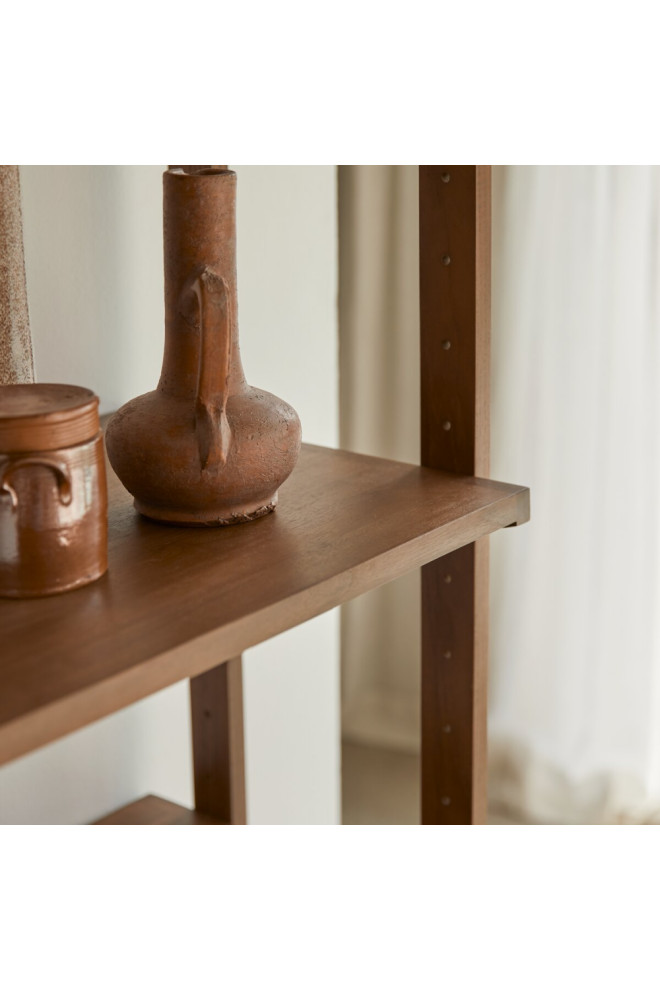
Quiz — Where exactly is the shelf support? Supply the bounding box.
[419,165,491,824]
[190,657,247,824]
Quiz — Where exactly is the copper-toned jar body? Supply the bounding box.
[104,168,302,526]
[0,384,108,597]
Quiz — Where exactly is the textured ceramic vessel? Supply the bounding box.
[0,384,107,597]
[105,168,302,525]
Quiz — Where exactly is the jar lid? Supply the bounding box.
[0,384,100,453]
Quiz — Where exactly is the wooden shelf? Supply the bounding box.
[93,795,224,825]
[0,442,529,768]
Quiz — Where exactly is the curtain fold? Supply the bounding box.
[489,166,660,823]
[339,166,421,751]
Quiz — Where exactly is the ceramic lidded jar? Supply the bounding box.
[0,384,108,597]
[105,168,302,526]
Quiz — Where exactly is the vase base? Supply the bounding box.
[134,496,278,527]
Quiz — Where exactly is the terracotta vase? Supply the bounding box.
[105,168,302,526]
[0,383,107,597]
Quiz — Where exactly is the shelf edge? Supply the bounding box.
[0,484,529,769]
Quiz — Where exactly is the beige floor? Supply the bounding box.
[342,741,518,824]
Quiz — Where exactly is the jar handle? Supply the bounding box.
[0,456,72,510]
[189,266,232,471]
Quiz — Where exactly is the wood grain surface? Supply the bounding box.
[420,165,491,476]
[420,165,494,824]
[0,440,527,768]
[190,657,246,824]
[421,542,489,823]
[93,794,224,825]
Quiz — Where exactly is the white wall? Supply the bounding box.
[0,165,339,825]
[236,167,340,824]
[339,166,421,752]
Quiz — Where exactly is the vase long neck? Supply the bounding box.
[159,169,245,398]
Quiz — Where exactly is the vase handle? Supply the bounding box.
[0,456,72,510]
[191,267,232,470]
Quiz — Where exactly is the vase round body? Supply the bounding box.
[105,169,302,526]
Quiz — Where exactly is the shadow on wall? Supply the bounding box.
[338,165,421,752]
[20,165,165,413]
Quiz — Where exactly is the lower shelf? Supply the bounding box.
[93,795,226,825]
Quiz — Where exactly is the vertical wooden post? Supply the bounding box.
[419,165,491,824]
[190,657,247,824]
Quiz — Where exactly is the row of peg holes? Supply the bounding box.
[440,169,456,809]
[442,173,453,434]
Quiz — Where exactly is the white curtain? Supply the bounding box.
[489,166,660,823]
[339,165,660,824]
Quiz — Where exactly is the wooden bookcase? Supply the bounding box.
[0,166,529,825]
